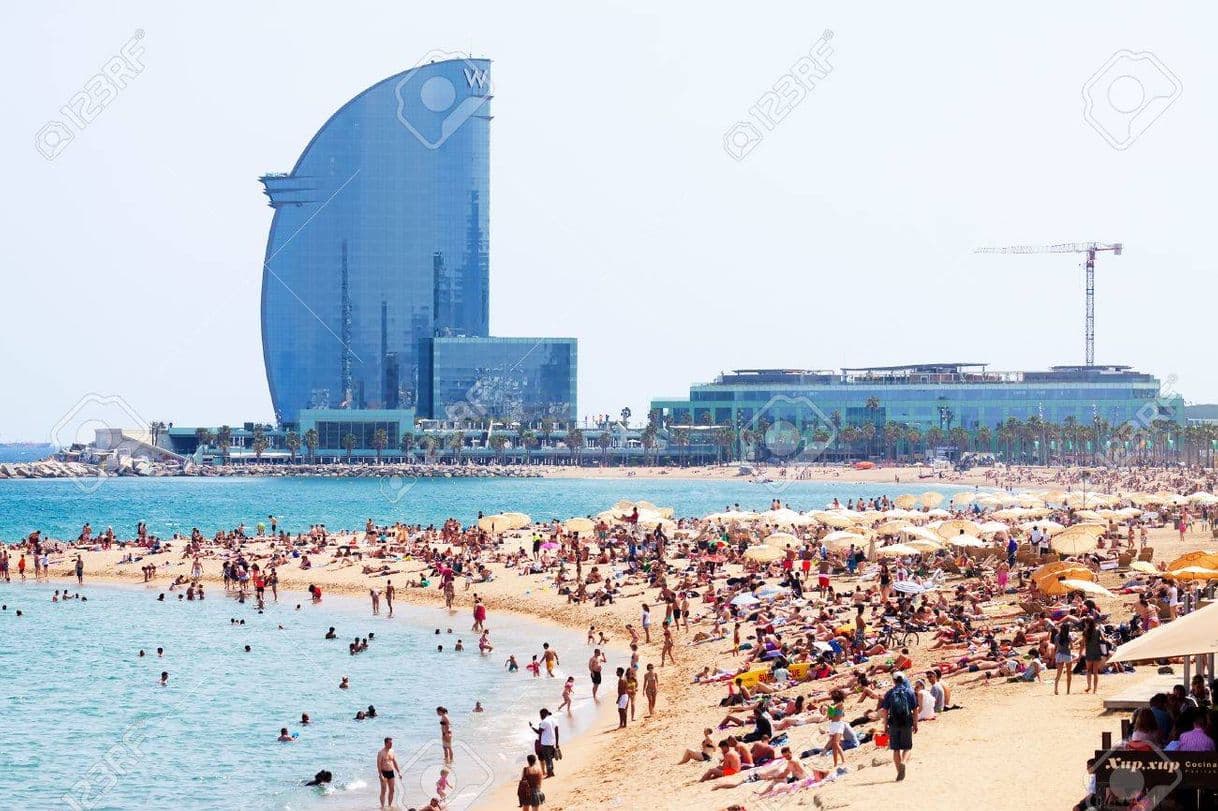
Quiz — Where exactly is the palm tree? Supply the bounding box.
[948,426,969,454]
[641,427,657,465]
[597,431,612,466]
[883,422,903,461]
[620,407,632,428]
[149,420,167,448]
[303,428,319,462]
[372,428,388,463]
[284,430,301,463]
[215,425,233,464]
[566,428,584,466]
[341,432,357,462]
[974,425,993,455]
[860,423,877,459]
[714,424,736,464]
[519,430,538,465]
[420,433,439,463]
[446,431,465,463]
[251,425,268,462]
[489,432,509,463]
[399,431,415,461]
[839,425,859,460]
[864,396,881,454]
[194,427,212,454]
[671,428,690,466]
[904,426,922,460]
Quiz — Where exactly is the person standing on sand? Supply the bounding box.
[1053,621,1074,695]
[661,626,676,666]
[641,603,652,643]
[880,672,918,781]
[644,663,659,715]
[377,736,402,808]
[385,580,394,618]
[74,554,84,585]
[529,708,560,778]
[588,648,606,699]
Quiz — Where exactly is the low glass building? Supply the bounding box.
[430,337,576,423]
[651,363,1183,436]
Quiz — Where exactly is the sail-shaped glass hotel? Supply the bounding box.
[260,58,574,426]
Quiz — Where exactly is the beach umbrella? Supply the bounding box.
[821,530,866,550]
[894,494,917,509]
[875,520,912,537]
[1167,551,1218,571]
[950,534,988,548]
[705,510,758,524]
[815,512,860,529]
[756,584,789,598]
[875,543,920,558]
[1050,531,1099,556]
[478,514,509,533]
[934,519,982,541]
[950,492,975,506]
[1033,563,1095,590]
[977,521,1011,536]
[763,532,800,547]
[563,517,595,534]
[1164,566,1218,582]
[743,545,783,563]
[906,538,945,552]
[920,492,945,508]
[925,508,952,519]
[1130,560,1161,576]
[1019,519,1065,536]
[1058,579,1116,598]
[501,512,532,530]
[763,508,814,526]
[1186,492,1218,505]
[893,580,934,595]
[901,526,943,544]
[730,593,761,607]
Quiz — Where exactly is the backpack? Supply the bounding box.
[887,686,913,726]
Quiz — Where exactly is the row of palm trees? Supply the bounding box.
[186,408,1217,468]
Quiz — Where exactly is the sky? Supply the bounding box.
[3,2,1217,442]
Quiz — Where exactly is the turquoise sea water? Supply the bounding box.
[0,581,595,811]
[0,476,974,540]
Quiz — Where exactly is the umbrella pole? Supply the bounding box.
[1183,657,1190,691]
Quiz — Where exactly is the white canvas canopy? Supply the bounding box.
[1106,601,1218,663]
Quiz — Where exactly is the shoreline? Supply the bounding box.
[34,566,631,810]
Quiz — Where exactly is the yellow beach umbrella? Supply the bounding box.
[1167,551,1218,571]
[763,532,800,547]
[501,512,532,530]
[920,492,945,508]
[1129,560,1160,576]
[875,520,912,537]
[1051,531,1099,556]
[894,494,917,509]
[907,538,945,552]
[478,514,508,533]
[950,534,988,548]
[1164,566,1218,581]
[821,530,866,550]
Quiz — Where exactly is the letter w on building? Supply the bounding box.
[464,68,489,88]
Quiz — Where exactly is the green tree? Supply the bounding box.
[566,428,584,465]
[372,428,388,463]
[883,422,903,461]
[446,431,465,463]
[399,431,415,460]
[304,428,319,461]
[597,431,612,466]
[341,432,357,462]
[251,425,269,462]
[284,430,301,463]
[194,427,213,453]
[620,406,632,428]
[215,425,233,464]
[489,432,509,463]
[420,433,440,462]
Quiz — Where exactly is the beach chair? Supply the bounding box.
[1138,547,1154,563]
[1116,553,1133,568]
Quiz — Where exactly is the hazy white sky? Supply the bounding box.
[3,2,1216,441]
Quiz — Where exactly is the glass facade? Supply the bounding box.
[260,59,492,422]
[431,337,576,423]
[652,364,1183,433]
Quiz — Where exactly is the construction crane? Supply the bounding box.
[974,242,1123,366]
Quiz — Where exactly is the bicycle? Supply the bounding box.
[877,623,920,649]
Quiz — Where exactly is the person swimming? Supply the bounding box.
[304,770,332,787]
[278,728,295,742]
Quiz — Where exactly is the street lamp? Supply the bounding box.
[1080,470,1091,509]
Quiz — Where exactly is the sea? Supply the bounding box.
[0,475,976,810]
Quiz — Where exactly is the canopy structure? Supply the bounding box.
[1107,601,1218,663]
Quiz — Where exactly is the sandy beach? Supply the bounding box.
[19,472,1216,811]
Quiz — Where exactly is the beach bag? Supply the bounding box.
[887,688,913,726]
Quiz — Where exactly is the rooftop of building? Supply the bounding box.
[699,363,1158,388]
